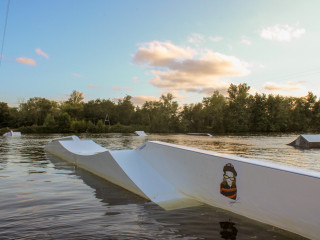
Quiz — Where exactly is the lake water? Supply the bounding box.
[1,133,318,240]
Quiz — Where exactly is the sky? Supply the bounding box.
[1,0,320,106]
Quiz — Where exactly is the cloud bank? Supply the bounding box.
[133,41,250,95]
[260,24,306,42]
[263,81,302,92]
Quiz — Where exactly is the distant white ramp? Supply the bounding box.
[45,136,320,240]
[289,134,320,148]
[2,131,21,137]
[187,133,212,136]
[134,131,147,136]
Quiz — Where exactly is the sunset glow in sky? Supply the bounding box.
[1,0,320,106]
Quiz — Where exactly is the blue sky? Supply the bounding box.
[1,0,320,106]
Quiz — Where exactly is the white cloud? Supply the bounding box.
[113,86,121,91]
[72,73,83,78]
[35,48,49,59]
[241,37,252,45]
[88,84,101,88]
[16,57,36,66]
[133,41,250,95]
[263,81,302,92]
[209,36,223,42]
[132,76,140,83]
[260,24,306,42]
[188,33,205,46]
[134,41,195,67]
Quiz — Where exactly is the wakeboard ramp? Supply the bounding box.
[45,136,320,240]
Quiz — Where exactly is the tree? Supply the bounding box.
[116,95,135,125]
[140,93,180,133]
[181,103,204,132]
[249,93,268,132]
[19,97,56,126]
[57,112,71,132]
[225,83,251,132]
[266,95,292,132]
[67,90,84,104]
[84,99,116,124]
[62,90,85,120]
[0,102,10,128]
[202,91,226,133]
[43,113,56,128]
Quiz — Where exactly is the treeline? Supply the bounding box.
[1,83,320,134]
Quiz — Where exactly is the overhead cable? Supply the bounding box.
[0,0,11,68]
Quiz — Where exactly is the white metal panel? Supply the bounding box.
[301,134,320,142]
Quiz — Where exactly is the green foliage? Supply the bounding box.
[117,95,135,125]
[225,83,251,132]
[67,90,84,104]
[109,123,134,133]
[3,86,320,134]
[19,97,56,126]
[84,99,116,124]
[57,112,71,132]
[181,103,204,132]
[43,113,56,128]
[202,91,227,133]
[70,120,87,133]
[141,93,181,133]
[0,102,10,128]
[249,93,268,132]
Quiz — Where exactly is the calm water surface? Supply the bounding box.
[1,133,318,240]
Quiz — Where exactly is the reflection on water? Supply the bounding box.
[220,222,237,240]
[0,133,313,239]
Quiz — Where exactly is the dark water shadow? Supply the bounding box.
[220,221,238,240]
[46,153,147,207]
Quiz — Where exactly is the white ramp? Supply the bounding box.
[3,131,21,137]
[45,136,320,240]
[134,131,147,136]
[45,136,200,210]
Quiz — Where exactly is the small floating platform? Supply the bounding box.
[187,133,212,136]
[2,130,21,137]
[134,131,147,136]
[288,134,320,148]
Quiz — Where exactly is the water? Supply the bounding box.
[1,133,318,240]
